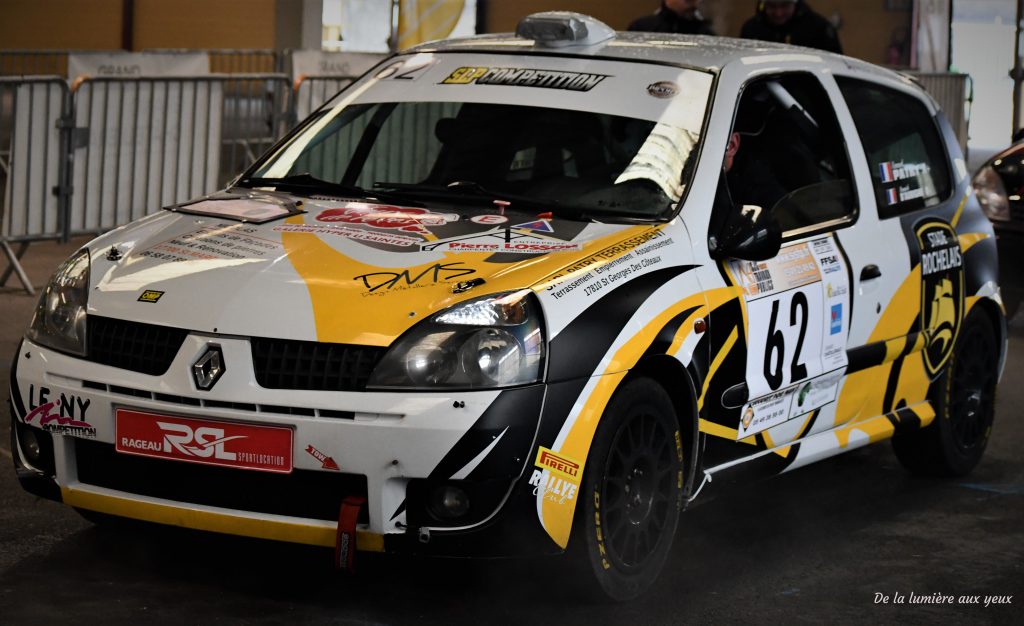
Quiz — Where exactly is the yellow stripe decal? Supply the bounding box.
[281,214,659,345]
[62,487,385,552]
[958,231,989,252]
[540,291,709,547]
[699,418,739,440]
[698,326,738,411]
[950,192,968,228]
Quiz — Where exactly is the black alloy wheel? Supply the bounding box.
[600,411,676,571]
[569,377,685,601]
[893,310,999,476]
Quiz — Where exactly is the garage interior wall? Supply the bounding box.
[0,0,281,51]
[484,0,913,66]
[0,0,124,49]
[0,0,914,65]
[133,0,277,50]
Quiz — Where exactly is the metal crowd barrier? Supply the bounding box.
[906,71,973,152]
[0,76,71,295]
[0,49,284,78]
[293,75,358,120]
[0,63,391,294]
[220,74,293,186]
[68,74,292,237]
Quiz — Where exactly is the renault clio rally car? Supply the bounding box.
[9,13,1006,600]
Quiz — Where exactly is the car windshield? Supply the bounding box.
[247,54,713,222]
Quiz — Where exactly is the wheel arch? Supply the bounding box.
[624,354,702,502]
[968,295,1008,382]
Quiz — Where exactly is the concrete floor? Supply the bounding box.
[0,237,1021,625]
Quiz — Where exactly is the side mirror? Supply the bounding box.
[710,204,782,261]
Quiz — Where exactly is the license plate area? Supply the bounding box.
[115,408,293,474]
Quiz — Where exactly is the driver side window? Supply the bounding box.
[725,73,856,235]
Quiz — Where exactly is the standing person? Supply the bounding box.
[740,0,842,54]
[628,0,715,35]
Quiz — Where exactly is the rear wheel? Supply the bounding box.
[893,311,999,476]
[569,378,684,601]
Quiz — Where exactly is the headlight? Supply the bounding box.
[27,248,91,356]
[973,165,1010,221]
[368,290,545,390]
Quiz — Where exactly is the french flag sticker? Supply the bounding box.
[879,161,896,183]
[886,188,900,205]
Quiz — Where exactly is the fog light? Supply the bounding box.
[428,484,471,521]
[20,426,42,463]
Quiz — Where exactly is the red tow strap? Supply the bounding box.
[334,496,366,573]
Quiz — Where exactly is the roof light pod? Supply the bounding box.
[515,12,616,48]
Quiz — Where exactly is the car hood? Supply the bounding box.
[86,194,672,345]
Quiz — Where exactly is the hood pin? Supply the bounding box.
[452,278,486,294]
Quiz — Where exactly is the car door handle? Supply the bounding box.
[860,264,882,281]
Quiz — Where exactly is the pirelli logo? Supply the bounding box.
[441,67,609,92]
[535,446,581,479]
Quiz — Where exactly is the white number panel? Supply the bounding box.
[729,236,850,439]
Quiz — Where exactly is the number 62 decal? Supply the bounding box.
[749,285,823,397]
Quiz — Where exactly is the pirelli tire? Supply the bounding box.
[892,310,999,477]
[568,377,685,601]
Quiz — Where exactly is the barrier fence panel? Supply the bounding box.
[294,75,358,121]
[907,72,973,152]
[68,74,292,237]
[0,76,70,294]
[69,76,225,235]
[220,74,292,185]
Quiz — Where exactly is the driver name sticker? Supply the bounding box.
[730,236,850,425]
[273,223,422,247]
[422,230,583,254]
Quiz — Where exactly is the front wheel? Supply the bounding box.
[892,310,1000,476]
[568,378,685,601]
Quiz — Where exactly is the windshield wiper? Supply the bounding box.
[374,181,664,224]
[374,180,559,211]
[237,173,422,206]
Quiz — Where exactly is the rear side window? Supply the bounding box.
[836,77,952,218]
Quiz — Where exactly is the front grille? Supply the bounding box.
[86,316,188,376]
[75,439,369,523]
[251,337,386,392]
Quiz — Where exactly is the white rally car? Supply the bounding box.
[9,13,1005,600]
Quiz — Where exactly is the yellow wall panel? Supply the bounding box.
[134,0,276,50]
[0,0,123,49]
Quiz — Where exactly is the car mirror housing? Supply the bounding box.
[709,203,782,261]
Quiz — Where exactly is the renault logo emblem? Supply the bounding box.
[192,345,225,391]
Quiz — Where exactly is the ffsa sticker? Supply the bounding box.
[729,236,850,437]
[916,219,963,377]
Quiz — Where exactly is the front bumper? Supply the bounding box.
[9,334,560,557]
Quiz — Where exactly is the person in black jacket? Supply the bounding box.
[740,0,842,54]
[628,0,715,35]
